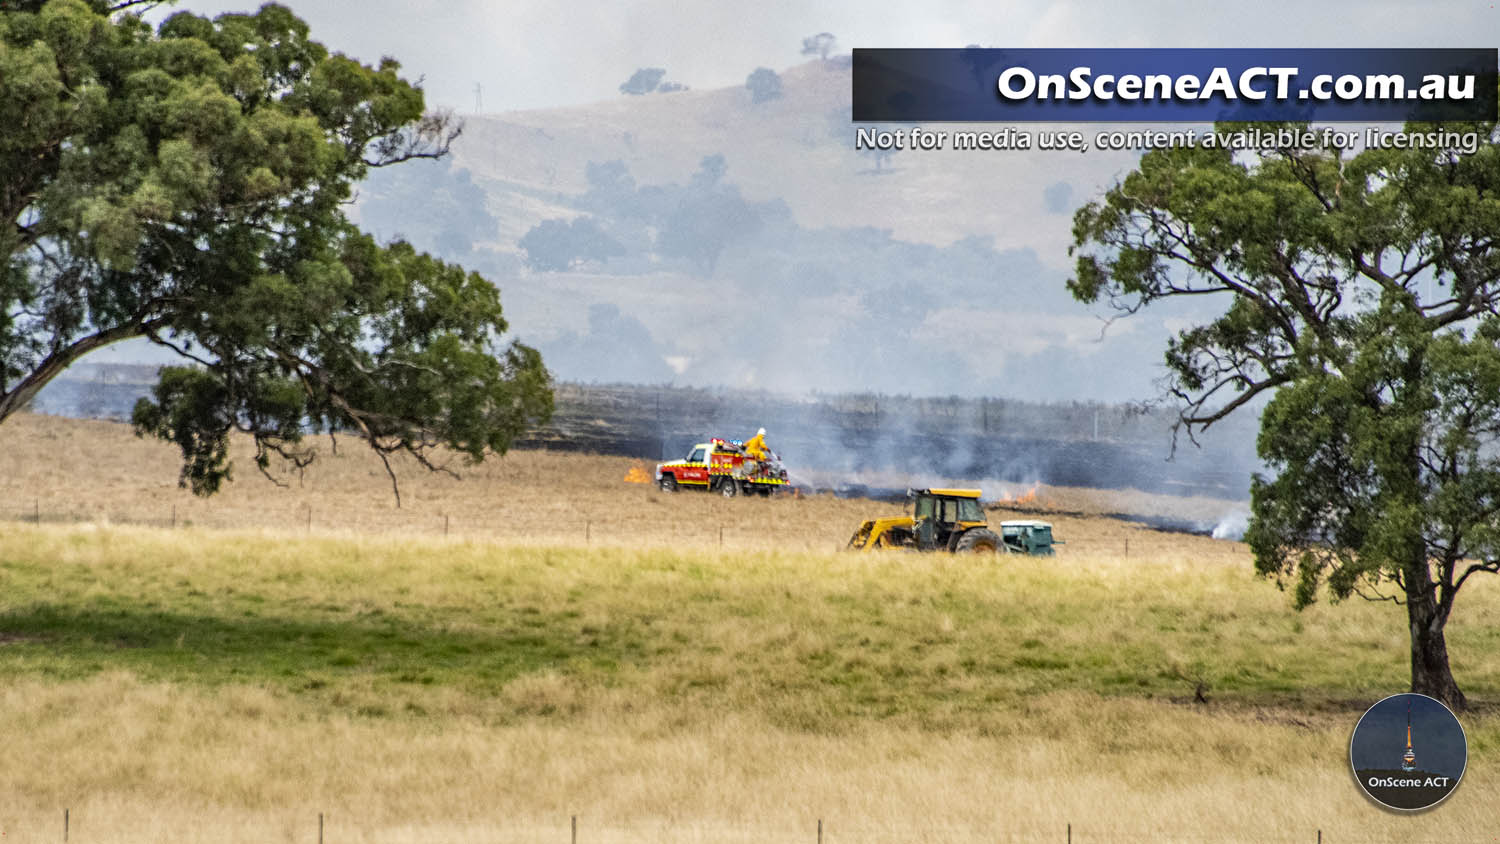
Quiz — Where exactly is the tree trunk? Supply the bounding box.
[1407,588,1466,711]
[0,319,159,424]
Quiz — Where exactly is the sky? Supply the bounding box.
[154,1,1498,114]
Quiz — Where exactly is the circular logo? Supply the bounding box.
[1350,693,1466,811]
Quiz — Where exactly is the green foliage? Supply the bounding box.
[1070,120,1500,706]
[0,1,552,499]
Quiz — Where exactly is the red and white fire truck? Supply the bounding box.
[655,437,789,498]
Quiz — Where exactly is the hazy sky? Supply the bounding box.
[158,1,1496,113]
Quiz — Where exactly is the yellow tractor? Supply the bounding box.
[847,488,1005,553]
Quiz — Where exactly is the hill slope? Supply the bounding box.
[349,60,1204,403]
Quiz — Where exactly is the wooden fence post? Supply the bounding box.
[571,814,577,844]
[319,811,324,844]
[64,808,68,841]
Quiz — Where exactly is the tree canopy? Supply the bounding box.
[745,67,781,104]
[800,32,835,62]
[619,67,665,96]
[1,1,552,502]
[1069,120,1500,709]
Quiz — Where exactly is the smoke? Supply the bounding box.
[1211,511,1250,541]
[623,384,1259,503]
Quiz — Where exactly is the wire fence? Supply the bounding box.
[30,809,1341,843]
[1,504,1248,564]
[1,496,1250,563]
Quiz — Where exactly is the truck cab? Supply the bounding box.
[655,438,788,497]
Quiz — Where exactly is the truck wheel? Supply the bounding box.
[955,529,1001,554]
[658,475,678,493]
[719,478,739,498]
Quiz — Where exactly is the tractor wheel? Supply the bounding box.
[955,529,1001,554]
[658,475,678,493]
[719,478,740,498]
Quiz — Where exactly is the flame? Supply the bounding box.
[623,464,652,484]
[995,482,1043,508]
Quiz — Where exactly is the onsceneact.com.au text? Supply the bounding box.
[996,66,1479,104]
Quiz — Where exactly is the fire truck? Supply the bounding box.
[655,437,789,497]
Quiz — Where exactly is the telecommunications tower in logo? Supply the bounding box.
[1350,693,1466,811]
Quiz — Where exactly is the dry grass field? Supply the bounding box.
[1,413,1498,842]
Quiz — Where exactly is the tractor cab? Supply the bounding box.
[847,488,1058,555]
[910,488,988,551]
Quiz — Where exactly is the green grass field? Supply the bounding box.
[2,522,1499,841]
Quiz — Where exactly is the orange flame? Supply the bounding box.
[623,465,652,484]
[995,482,1043,508]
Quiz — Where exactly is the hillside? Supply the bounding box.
[450,60,1137,257]
[346,60,1203,403]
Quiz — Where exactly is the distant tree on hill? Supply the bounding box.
[801,32,837,61]
[657,81,688,93]
[0,1,552,504]
[582,160,642,218]
[656,156,761,276]
[619,67,666,95]
[745,67,782,104]
[519,218,625,271]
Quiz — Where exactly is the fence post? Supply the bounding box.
[319,811,324,844]
[818,818,823,843]
[171,504,177,529]
[444,514,450,536]
[719,525,724,547]
[1317,831,1321,844]
[64,808,68,841]
[306,506,312,532]
[1067,822,1071,843]
[1124,538,1129,558]
[571,814,577,844]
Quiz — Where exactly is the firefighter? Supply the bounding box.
[744,427,769,460]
